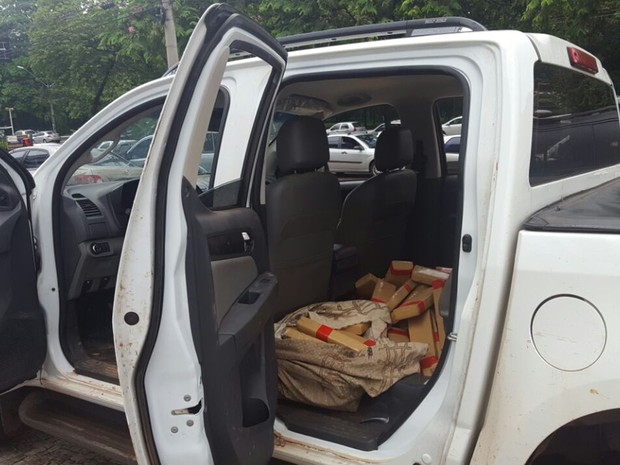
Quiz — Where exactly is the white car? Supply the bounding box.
[443,134,461,162]
[327,133,377,174]
[32,130,61,144]
[325,121,366,134]
[441,115,462,135]
[9,143,61,172]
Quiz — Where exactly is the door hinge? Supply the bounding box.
[447,332,458,342]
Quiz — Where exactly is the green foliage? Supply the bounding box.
[1,0,620,135]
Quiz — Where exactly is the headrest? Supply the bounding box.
[375,127,414,172]
[276,116,329,175]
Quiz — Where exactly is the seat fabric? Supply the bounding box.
[266,116,341,318]
[336,127,417,277]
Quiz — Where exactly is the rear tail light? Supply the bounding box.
[73,174,103,184]
[568,47,598,74]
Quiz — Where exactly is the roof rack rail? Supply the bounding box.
[161,17,487,76]
[278,17,487,50]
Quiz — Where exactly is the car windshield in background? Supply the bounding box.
[357,134,377,148]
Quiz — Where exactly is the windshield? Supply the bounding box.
[357,134,377,148]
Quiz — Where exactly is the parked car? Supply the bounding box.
[9,143,61,171]
[326,121,366,134]
[91,139,136,157]
[33,130,61,144]
[327,133,378,174]
[444,134,460,173]
[444,134,460,161]
[441,115,462,135]
[14,129,35,139]
[68,152,143,184]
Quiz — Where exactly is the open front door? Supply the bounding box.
[0,150,46,394]
[114,4,286,465]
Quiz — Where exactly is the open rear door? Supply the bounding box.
[0,150,46,394]
[114,4,286,465]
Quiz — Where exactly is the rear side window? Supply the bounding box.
[530,62,620,186]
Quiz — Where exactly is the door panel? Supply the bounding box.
[0,151,46,393]
[113,4,287,465]
[183,190,277,465]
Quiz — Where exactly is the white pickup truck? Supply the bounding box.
[1,5,619,465]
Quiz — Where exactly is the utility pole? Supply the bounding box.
[161,0,179,68]
[5,107,14,135]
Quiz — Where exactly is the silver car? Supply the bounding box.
[326,121,367,135]
[327,133,378,175]
[32,130,61,144]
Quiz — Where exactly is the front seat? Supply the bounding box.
[266,116,342,319]
[336,127,417,277]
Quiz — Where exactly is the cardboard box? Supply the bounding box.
[355,273,380,299]
[371,280,397,305]
[411,265,450,286]
[385,260,414,287]
[386,279,417,311]
[283,327,326,343]
[391,285,434,323]
[296,317,375,352]
[387,327,410,343]
[407,311,438,376]
[342,322,370,336]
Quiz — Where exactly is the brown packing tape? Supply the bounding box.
[411,265,450,286]
[386,279,416,311]
[282,327,326,343]
[342,322,371,336]
[355,273,380,300]
[391,285,434,323]
[384,260,414,287]
[371,280,396,305]
[296,317,374,352]
[407,311,438,377]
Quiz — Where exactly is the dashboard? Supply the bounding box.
[60,179,140,300]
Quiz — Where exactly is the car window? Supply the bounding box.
[529,62,620,185]
[352,122,362,128]
[10,149,27,163]
[328,137,340,148]
[22,149,49,169]
[69,93,226,187]
[445,136,461,153]
[124,136,153,163]
[341,137,358,149]
[357,134,377,148]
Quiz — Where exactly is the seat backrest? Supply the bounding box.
[266,116,342,319]
[336,127,417,277]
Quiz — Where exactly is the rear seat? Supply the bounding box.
[336,127,417,277]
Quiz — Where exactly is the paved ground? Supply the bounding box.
[0,428,124,465]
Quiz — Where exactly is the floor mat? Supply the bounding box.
[277,373,427,451]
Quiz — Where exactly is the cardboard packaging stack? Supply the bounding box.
[356,261,451,376]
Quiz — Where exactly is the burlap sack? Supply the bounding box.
[275,300,428,411]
